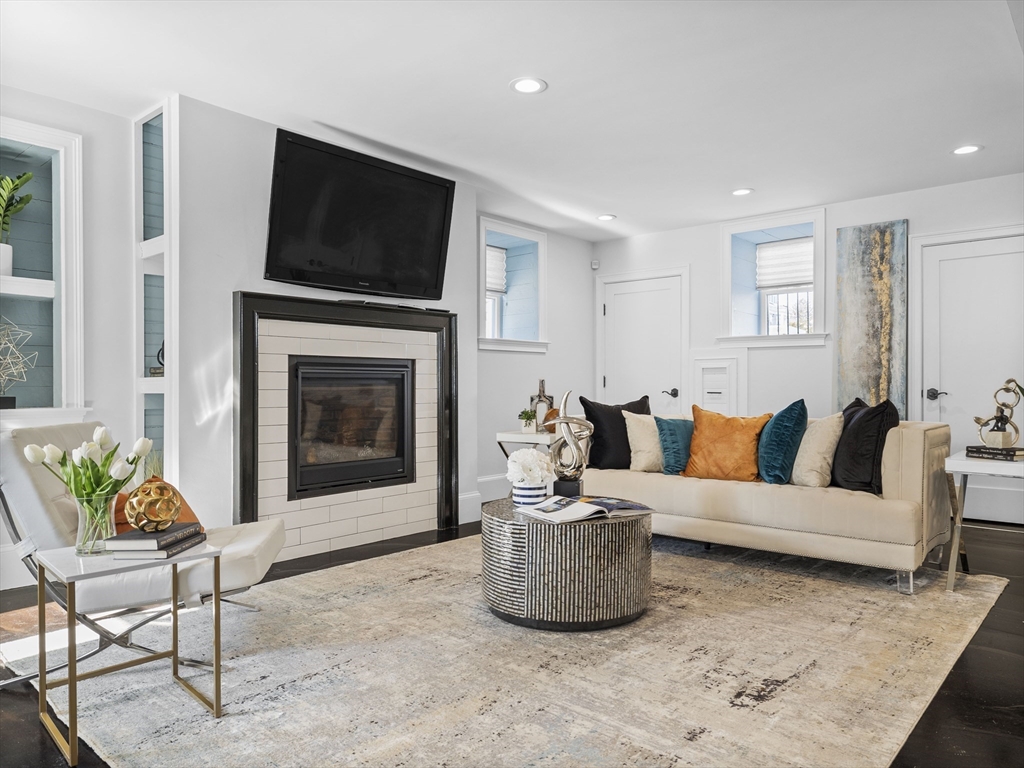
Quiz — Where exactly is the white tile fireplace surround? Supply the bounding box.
[257,319,439,562]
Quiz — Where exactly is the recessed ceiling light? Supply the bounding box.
[596,214,617,221]
[732,188,754,196]
[952,145,982,155]
[509,77,548,94]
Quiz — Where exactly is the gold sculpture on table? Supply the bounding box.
[125,478,182,531]
[974,378,1021,448]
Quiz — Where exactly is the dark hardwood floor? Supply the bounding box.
[1,520,1020,768]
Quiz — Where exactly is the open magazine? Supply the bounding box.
[515,495,651,524]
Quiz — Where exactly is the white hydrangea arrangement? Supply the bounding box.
[505,448,555,485]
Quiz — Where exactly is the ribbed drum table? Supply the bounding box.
[481,498,652,631]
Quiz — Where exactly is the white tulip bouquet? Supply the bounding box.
[24,427,154,555]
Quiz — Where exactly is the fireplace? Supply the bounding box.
[234,291,458,537]
[289,356,414,499]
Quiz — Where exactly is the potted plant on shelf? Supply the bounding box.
[518,408,537,433]
[0,172,34,277]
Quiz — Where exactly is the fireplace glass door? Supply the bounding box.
[288,356,414,499]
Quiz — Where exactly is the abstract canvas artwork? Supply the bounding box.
[835,219,908,417]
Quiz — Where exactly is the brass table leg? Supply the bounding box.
[38,564,78,765]
[946,473,969,592]
[214,554,221,717]
[171,557,223,717]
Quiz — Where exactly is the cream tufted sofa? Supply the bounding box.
[582,420,951,575]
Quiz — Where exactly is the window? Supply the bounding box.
[478,217,548,352]
[756,237,813,335]
[484,246,505,338]
[719,207,826,347]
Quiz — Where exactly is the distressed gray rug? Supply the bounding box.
[2,535,1006,768]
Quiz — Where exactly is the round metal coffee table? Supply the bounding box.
[480,498,652,631]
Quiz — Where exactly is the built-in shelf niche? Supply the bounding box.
[0,117,84,420]
[133,102,174,480]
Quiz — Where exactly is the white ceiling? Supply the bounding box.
[1,0,1021,242]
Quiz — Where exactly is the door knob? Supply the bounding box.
[926,388,948,401]
[662,388,679,398]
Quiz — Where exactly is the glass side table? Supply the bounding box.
[34,544,223,766]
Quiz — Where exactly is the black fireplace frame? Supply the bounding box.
[288,355,415,500]
[233,291,459,529]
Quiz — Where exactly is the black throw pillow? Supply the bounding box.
[580,395,651,470]
[831,397,899,494]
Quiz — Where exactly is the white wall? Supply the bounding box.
[0,86,135,441]
[476,231,596,501]
[173,96,489,528]
[595,174,1024,419]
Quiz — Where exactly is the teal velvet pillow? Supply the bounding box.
[758,399,808,484]
[655,417,694,475]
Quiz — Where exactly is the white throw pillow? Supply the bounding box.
[622,411,663,472]
[790,411,844,487]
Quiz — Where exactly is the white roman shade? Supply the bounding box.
[486,246,507,293]
[756,237,814,290]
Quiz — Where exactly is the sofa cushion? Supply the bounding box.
[758,399,808,484]
[683,405,772,482]
[623,411,663,472]
[580,394,650,469]
[655,416,694,475]
[791,412,844,487]
[832,398,899,494]
[581,468,921,546]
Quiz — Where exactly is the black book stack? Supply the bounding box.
[105,522,207,560]
[965,445,1024,462]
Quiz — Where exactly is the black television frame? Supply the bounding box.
[264,129,456,301]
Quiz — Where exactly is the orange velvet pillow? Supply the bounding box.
[113,476,204,535]
[682,405,773,482]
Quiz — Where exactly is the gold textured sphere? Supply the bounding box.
[125,479,182,532]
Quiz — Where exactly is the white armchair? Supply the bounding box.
[0,421,285,685]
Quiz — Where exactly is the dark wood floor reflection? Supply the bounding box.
[1,520,1020,768]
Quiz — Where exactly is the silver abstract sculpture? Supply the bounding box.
[548,390,594,481]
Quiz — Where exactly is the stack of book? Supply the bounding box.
[105,522,206,560]
[965,444,1023,462]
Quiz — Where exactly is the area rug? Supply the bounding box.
[2,535,1006,768]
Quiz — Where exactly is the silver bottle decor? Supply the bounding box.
[974,378,1021,448]
[548,390,594,481]
[531,379,554,426]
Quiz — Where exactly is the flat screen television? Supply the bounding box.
[264,129,456,300]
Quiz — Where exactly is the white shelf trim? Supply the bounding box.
[0,275,56,299]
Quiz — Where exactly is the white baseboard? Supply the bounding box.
[477,474,511,505]
[459,491,482,524]
[960,485,1024,525]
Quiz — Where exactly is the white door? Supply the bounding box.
[922,235,1024,524]
[600,273,687,414]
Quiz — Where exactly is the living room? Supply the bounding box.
[0,1,1022,767]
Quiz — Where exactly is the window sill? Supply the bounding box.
[478,338,549,354]
[716,333,829,349]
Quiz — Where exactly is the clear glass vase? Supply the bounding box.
[75,495,117,556]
